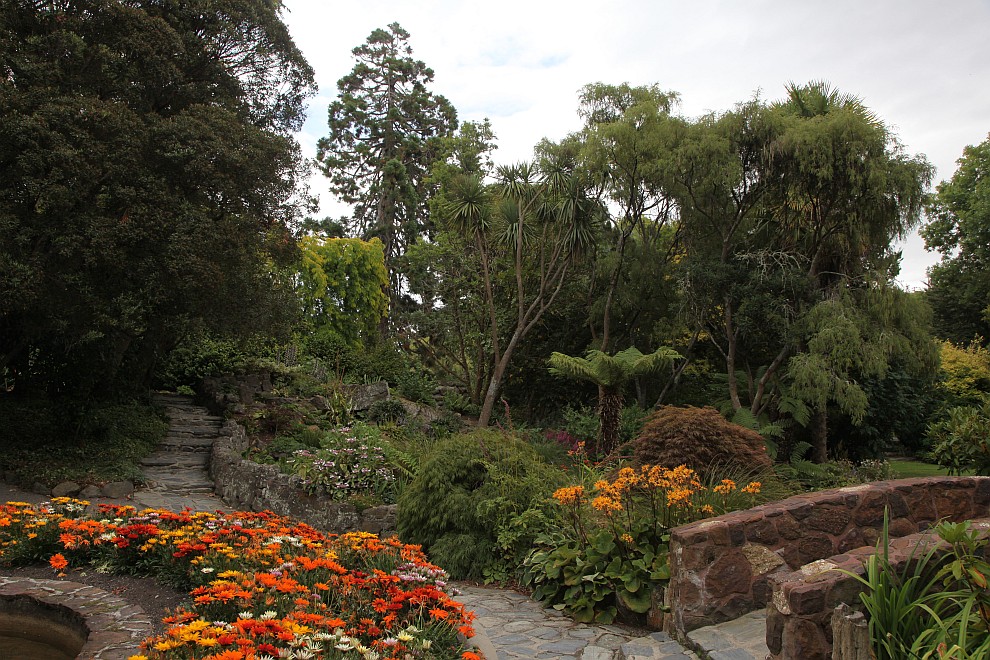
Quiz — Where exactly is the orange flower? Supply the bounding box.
[462,652,482,660]
[552,485,584,506]
[741,481,762,495]
[49,553,68,570]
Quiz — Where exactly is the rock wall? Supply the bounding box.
[766,520,990,660]
[666,477,990,636]
[210,421,397,536]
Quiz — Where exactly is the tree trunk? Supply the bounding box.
[810,406,828,463]
[724,298,742,410]
[478,329,525,427]
[598,386,623,456]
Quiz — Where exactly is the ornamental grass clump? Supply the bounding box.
[0,498,478,660]
[522,464,762,624]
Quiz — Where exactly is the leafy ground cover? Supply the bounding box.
[0,399,167,487]
[0,498,478,660]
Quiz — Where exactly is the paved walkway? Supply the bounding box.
[456,584,699,659]
[0,393,771,660]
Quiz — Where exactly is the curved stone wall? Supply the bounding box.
[209,421,397,535]
[666,476,990,635]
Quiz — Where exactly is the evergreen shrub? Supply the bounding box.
[396,429,564,580]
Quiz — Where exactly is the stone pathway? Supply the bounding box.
[0,392,771,660]
[456,584,700,659]
[687,612,769,660]
[132,393,229,512]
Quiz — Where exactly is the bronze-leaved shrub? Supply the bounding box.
[628,405,772,475]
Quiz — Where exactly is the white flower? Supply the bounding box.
[260,610,278,620]
[238,611,254,619]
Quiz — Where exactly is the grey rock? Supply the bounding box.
[79,485,102,499]
[581,645,614,660]
[31,481,50,495]
[342,381,390,411]
[101,480,134,498]
[51,481,81,497]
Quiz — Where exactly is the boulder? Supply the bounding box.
[342,382,390,411]
[101,480,134,499]
[51,481,81,497]
[79,485,102,499]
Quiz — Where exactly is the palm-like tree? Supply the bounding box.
[549,346,680,455]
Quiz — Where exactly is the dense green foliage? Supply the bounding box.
[847,517,990,659]
[0,0,315,397]
[928,401,990,476]
[297,236,389,347]
[923,134,990,345]
[396,430,564,580]
[0,399,166,486]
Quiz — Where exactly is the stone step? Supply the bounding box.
[685,611,769,660]
[161,437,215,449]
[142,470,214,488]
[162,425,222,436]
[169,416,223,424]
[141,453,210,468]
[614,632,697,660]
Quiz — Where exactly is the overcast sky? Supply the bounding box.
[281,0,990,290]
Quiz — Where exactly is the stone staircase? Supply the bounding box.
[134,393,228,512]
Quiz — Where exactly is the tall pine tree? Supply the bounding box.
[317,23,457,311]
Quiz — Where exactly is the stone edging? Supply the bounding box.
[0,576,153,659]
[209,420,397,535]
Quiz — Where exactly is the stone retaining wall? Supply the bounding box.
[210,421,397,535]
[666,477,990,635]
[765,520,990,660]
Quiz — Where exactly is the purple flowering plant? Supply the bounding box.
[288,424,398,503]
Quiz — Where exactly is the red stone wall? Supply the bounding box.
[666,477,990,635]
[766,521,990,660]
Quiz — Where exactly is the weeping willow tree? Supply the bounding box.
[549,346,680,454]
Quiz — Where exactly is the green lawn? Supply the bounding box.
[889,459,957,478]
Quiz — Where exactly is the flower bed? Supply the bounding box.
[1,498,477,659]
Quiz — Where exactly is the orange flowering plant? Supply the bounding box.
[1,499,478,659]
[521,465,762,624]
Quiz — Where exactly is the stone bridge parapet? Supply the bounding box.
[666,476,990,638]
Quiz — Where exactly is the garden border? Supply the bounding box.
[209,420,397,535]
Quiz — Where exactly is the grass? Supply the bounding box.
[0,396,167,487]
[888,459,957,478]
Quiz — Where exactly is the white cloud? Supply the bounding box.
[283,0,990,289]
